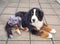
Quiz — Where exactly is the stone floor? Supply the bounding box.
[0,0,60,44]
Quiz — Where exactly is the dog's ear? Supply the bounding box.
[38,10,44,21]
[25,9,33,23]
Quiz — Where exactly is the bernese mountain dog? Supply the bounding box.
[5,8,56,38]
[15,8,56,38]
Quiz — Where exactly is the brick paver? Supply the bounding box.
[0,0,60,44]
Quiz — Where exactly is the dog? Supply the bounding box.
[15,8,56,38]
[5,15,22,38]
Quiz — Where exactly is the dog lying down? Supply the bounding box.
[5,8,56,39]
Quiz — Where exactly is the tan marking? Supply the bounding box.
[36,30,49,38]
[40,24,51,32]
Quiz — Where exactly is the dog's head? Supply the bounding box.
[26,8,44,23]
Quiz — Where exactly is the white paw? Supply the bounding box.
[25,28,29,31]
[16,29,21,35]
[47,33,53,38]
[50,29,56,34]
[10,35,13,38]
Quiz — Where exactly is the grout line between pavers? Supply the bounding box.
[0,1,14,16]
[1,40,60,41]
[38,0,48,25]
[47,1,60,44]
[51,38,54,44]
[0,2,11,44]
[5,38,8,44]
[48,24,60,26]
[0,13,14,15]
[55,0,59,4]
[38,0,55,44]
[46,0,60,44]
[2,2,13,44]
[5,0,21,44]
[0,0,60,44]
[12,0,31,44]
[29,0,31,44]
[7,5,17,8]
[46,0,55,44]
[15,0,21,13]
[47,0,60,24]
[47,0,60,25]
[0,2,9,16]
[8,1,19,3]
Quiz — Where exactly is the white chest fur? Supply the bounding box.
[31,21,43,30]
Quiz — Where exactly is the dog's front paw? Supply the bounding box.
[25,28,29,31]
[16,29,21,35]
[47,33,53,38]
[22,27,29,32]
[50,29,56,34]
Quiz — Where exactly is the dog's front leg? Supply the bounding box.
[15,25,21,35]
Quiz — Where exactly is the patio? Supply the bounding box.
[0,0,60,44]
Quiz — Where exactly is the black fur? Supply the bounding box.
[15,11,38,35]
[5,8,44,38]
[26,8,44,21]
[15,8,44,35]
[5,22,21,38]
[5,23,13,38]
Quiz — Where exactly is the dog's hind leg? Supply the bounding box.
[41,24,56,34]
[37,30,53,38]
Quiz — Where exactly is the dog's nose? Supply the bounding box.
[33,19,35,22]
